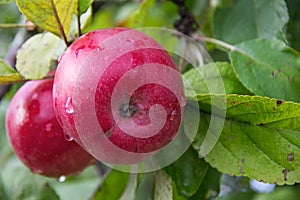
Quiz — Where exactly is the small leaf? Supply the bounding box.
[0,60,23,85]
[93,170,130,200]
[191,94,300,184]
[183,62,252,95]
[165,147,208,198]
[154,170,173,200]
[128,0,156,28]
[16,32,61,80]
[213,0,289,44]
[230,38,300,102]
[0,0,14,4]
[135,173,154,200]
[286,0,300,52]
[1,158,59,200]
[189,167,222,200]
[0,176,8,200]
[16,0,77,36]
[78,0,92,15]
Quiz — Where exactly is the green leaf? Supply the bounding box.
[78,0,92,15]
[0,0,14,4]
[286,0,300,52]
[191,94,300,184]
[16,32,61,80]
[183,62,252,95]
[16,0,77,36]
[253,187,300,200]
[230,38,300,102]
[0,60,23,85]
[213,0,289,44]
[0,176,8,200]
[135,173,154,200]
[214,192,255,200]
[154,170,173,200]
[1,158,59,200]
[189,166,221,200]
[128,0,156,28]
[93,170,130,200]
[165,147,208,198]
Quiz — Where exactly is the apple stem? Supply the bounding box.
[119,104,137,118]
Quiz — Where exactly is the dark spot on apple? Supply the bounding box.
[277,100,283,106]
[105,130,111,138]
[119,103,137,118]
[287,152,294,162]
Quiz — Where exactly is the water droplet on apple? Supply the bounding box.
[98,45,105,51]
[170,110,177,121]
[124,38,134,43]
[65,97,74,114]
[180,96,187,107]
[64,133,74,141]
[45,123,55,138]
[57,175,66,183]
[134,40,145,47]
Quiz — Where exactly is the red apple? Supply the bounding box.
[5,79,95,177]
[53,28,185,164]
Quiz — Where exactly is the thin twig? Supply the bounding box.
[50,0,69,47]
[192,33,236,51]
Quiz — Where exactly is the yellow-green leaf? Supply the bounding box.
[0,60,23,85]
[16,0,77,36]
[0,0,15,4]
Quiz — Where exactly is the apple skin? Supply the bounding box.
[53,28,185,164]
[5,79,96,178]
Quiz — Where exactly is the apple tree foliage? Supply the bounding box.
[1,0,300,199]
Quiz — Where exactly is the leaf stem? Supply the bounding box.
[192,33,236,51]
[0,24,32,29]
[50,0,69,47]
